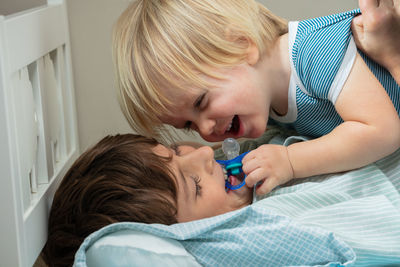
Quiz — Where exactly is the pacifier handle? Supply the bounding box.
[225,179,246,190]
[217,150,249,191]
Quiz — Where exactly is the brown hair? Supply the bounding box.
[42,134,178,267]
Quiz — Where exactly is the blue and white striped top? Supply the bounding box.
[270,9,400,137]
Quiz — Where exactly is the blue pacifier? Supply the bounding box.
[216,138,249,190]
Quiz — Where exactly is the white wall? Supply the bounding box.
[66,0,133,151]
[259,0,358,20]
[1,0,359,151]
[0,0,46,15]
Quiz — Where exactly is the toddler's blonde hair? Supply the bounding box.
[113,0,287,137]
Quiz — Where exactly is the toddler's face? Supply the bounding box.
[152,144,252,222]
[159,63,271,142]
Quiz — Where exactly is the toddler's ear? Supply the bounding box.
[225,27,259,65]
[246,40,260,65]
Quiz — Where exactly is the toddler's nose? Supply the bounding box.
[195,118,215,137]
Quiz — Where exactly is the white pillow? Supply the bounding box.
[85,229,201,267]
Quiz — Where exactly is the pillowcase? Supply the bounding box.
[85,229,201,267]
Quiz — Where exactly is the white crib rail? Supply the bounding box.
[0,1,79,266]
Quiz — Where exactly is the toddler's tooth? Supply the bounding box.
[226,122,232,132]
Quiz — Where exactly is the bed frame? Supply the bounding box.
[0,1,79,265]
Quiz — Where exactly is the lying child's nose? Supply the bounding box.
[190,146,214,159]
[190,146,215,172]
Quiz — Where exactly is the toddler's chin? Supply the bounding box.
[249,127,266,138]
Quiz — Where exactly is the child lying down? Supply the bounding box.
[43,130,400,266]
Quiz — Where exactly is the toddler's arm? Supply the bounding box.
[244,53,400,195]
[352,0,400,84]
[289,53,400,177]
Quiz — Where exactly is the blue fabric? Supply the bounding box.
[74,205,355,267]
[271,9,400,137]
[254,148,400,266]
[85,230,201,267]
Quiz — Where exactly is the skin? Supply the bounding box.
[160,37,290,143]
[352,0,400,85]
[152,144,252,222]
[159,24,400,196]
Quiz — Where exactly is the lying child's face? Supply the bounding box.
[152,144,253,222]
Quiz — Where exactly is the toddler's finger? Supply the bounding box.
[352,14,364,27]
[241,150,255,164]
[379,0,395,8]
[359,0,379,11]
[241,158,260,174]
[255,178,277,196]
[395,0,400,11]
[351,18,365,50]
[245,168,267,188]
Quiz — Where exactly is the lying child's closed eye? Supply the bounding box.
[191,174,202,197]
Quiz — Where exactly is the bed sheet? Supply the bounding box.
[254,147,400,266]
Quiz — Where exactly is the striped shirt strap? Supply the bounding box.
[292,13,356,101]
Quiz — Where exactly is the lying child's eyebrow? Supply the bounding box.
[178,168,191,201]
[172,145,195,201]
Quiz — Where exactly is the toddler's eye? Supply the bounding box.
[195,92,207,109]
[183,121,192,130]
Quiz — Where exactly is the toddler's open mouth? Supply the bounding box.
[225,115,240,134]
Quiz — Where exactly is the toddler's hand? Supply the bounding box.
[352,0,400,72]
[242,144,294,196]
